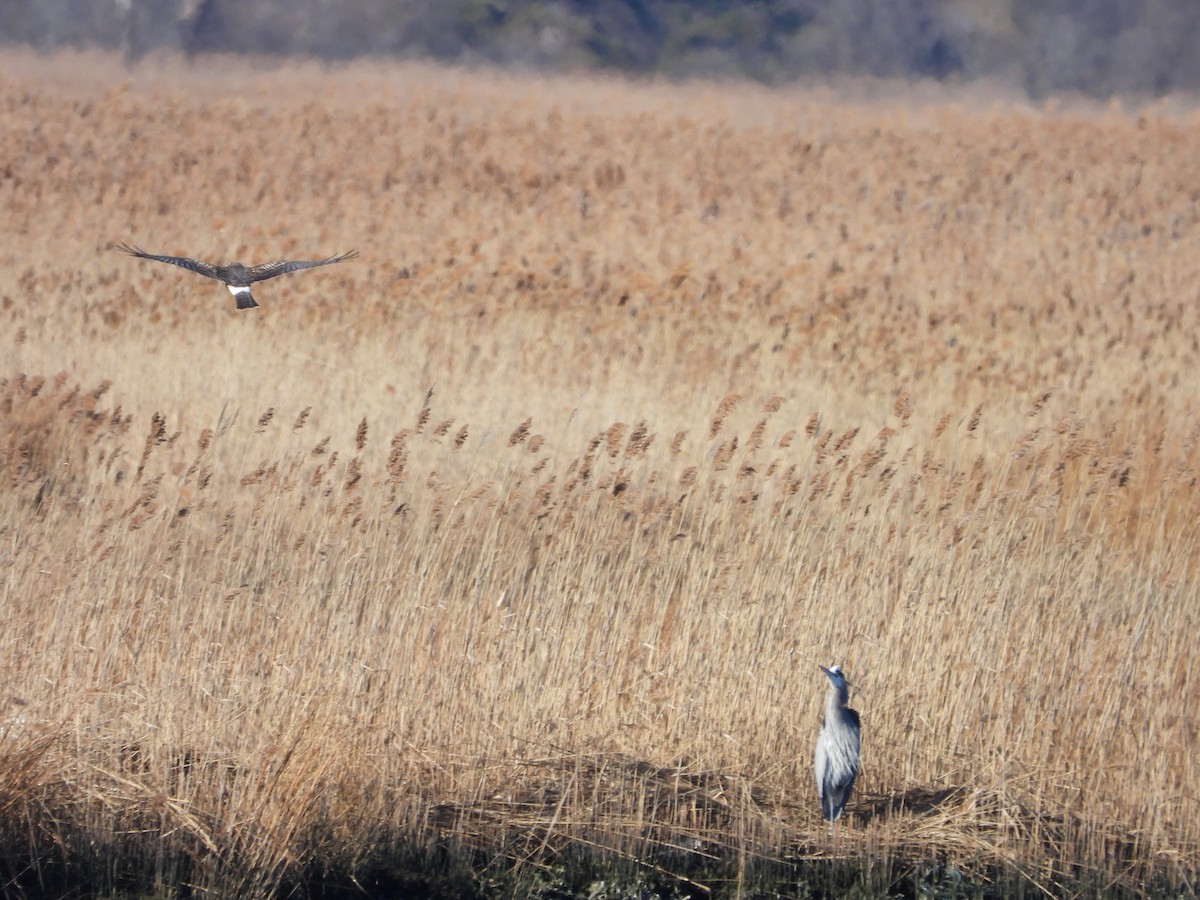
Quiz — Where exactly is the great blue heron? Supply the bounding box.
[116,243,358,309]
[814,663,860,822]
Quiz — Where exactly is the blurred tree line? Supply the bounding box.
[2,0,1198,98]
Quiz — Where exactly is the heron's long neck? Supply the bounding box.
[826,684,848,714]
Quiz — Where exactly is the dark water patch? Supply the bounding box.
[0,827,1191,898]
[291,843,1192,900]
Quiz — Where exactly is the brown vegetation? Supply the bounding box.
[0,50,1198,896]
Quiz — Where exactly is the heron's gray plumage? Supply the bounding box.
[814,663,860,822]
[116,243,358,309]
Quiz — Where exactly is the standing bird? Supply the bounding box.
[813,663,861,822]
[116,243,359,309]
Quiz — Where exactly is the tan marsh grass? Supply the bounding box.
[0,49,1197,896]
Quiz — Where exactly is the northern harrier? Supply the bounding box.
[116,243,359,309]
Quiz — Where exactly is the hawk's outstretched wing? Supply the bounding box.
[115,243,225,281]
[245,251,360,284]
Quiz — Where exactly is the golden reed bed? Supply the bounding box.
[0,50,1197,896]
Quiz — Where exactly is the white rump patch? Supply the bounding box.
[228,285,251,298]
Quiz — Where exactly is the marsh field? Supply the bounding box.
[0,51,1198,897]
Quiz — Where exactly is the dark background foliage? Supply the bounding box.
[2,0,1199,97]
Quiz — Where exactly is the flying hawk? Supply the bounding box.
[116,242,359,309]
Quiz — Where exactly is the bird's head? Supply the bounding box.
[819,664,849,689]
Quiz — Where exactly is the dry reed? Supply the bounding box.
[0,49,1197,897]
